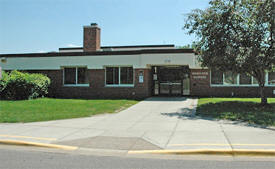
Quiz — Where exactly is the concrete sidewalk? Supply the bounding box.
[0,97,275,152]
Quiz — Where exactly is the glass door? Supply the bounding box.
[152,66,190,96]
[182,73,190,95]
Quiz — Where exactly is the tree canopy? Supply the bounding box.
[184,0,275,105]
[178,42,197,49]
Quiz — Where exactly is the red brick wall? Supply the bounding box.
[27,68,275,98]
[26,70,63,97]
[190,69,211,96]
[190,69,275,97]
[83,26,100,52]
[28,68,152,99]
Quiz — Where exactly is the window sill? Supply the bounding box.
[211,84,258,87]
[63,84,90,87]
[211,84,275,87]
[105,84,134,88]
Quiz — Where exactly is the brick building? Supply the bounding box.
[1,23,275,99]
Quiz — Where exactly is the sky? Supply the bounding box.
[0,0,209,54]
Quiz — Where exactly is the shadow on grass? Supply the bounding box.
[196,101,275,127]
[160,101,275,130]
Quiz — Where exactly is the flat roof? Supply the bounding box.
[59,44,175,50]
[0,48,194,58]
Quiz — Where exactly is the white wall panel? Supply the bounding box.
[0,53,201,70]
[140,53,200,68]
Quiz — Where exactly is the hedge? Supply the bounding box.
[0,70,51,100]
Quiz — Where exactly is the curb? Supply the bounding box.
[0,139,78,151]
[128,149,275,156]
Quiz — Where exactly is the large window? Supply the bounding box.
[120,67,133,84]
[106,67,119,85]
[106,66,133,86]
[224,71,238,85]
[211,70,223,84]
[64,68,76,84]
[239,73,258,85]
[64,67,89,86]
[252,77,258,85]
[240,73,251,85]
[268,72,275,85]
[211,70,275,86]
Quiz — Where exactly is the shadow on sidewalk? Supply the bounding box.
[160,104,275,131]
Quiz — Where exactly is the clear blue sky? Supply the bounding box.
[0,0,209,54]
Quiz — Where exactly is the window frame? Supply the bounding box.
[267,72,275,86]
[63,66,89,87]
[105,67,119,85]
[239,73,252,85]
[238,73,259,86]
[104,66,134,87]
[210,71,275,87]
[210,71,262,87]
[210,71,240,87]
[210,70,223,85]
[223,71,238,85]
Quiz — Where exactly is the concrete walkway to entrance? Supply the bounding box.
[1,97,275,152]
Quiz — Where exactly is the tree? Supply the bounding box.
[179,42,197,49]
[184,0,275,105]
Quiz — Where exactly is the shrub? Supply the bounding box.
[0,71,8,94]
[0,70,51,100]
[28,73,51,99]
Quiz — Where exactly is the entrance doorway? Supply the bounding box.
[152,66,190,96]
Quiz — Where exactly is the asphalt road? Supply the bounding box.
[0,148,275,169]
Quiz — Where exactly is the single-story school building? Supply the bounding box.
[1,23,275,99]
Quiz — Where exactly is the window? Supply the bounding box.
[268,72,275,85]
[211,70,223,84]
[252,77,258,85]
[77,68,88,84]
[64,68,76,84]
[120,67,133,84]
[64,67,89,86]
[106,66,133,86]
[106,67,119,85]
[224,71,238,85]
[211,70,271,86]
[240,73,252,85]
[239,73,259,85]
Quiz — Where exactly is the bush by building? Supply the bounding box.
[0,70,51,100]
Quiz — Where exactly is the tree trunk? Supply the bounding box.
[260,84,267,106]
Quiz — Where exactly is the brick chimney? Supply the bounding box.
[83,23,101,52]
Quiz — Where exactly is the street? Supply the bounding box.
[0,146,274,169]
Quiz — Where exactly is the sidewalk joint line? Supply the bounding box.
[219,122,234,151]
[164,98,198,148]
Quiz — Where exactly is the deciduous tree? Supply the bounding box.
[184,0,275,105]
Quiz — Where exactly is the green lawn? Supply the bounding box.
[0,98,139,123]
[196,98,275,126]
